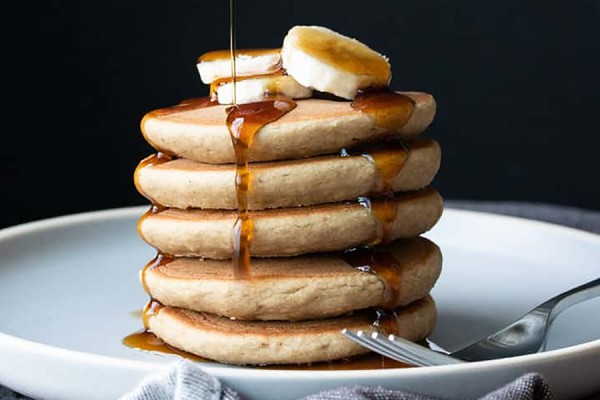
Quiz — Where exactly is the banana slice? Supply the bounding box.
[281,26,391,99]
[196,49,281,84]
[215,74,312,105]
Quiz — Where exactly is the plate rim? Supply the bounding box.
[1,205,599,379]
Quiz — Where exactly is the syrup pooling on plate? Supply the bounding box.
[225,96,297,278]
[122,330,208,362]
[124,305,411,369]
[124,299,206,361]
[351,89,415,133]
[122,329,411,369]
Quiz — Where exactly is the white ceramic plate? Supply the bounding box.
[0,206,599,400]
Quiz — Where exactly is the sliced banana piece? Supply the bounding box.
[216,74,312,105]
[196,48,281,84]
[282,26,391,99]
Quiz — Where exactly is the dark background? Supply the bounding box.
[1,0,598,229]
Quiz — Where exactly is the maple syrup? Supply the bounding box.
[342,140,410,194]
[122,330,208,363]
[136,204,165,240]
[140,253,174,294]
[225,97,296,277]
[140,97,218,148]
[122,329,412,369]
[358,196,398,245]
[222,0,297,279]
[351,89,415,133]
[124,308,412,369]
[343,246,403,311]
[210,68,285,99]
[133,153,173,203]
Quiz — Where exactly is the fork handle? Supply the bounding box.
[540,277,600,322]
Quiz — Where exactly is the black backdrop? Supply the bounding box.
[1,0,598,229]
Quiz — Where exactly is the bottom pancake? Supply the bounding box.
[147,296,436,365]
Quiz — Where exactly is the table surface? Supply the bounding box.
[1,200,599,399]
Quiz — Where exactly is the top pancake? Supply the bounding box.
[141,92,436,164]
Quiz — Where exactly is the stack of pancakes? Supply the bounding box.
[133,26,443,366]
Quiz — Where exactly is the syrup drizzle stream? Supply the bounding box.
[142,299,164,330]
[225,97,296,277]
[133,153,173,203]
[351,92,412,244]
[224,0,296,278]
[343,246,403,311]
[229,0,237,106]
[358,196,398,245]
[136,204,165,246]
[343,89,417,326]
[140,253,174,294]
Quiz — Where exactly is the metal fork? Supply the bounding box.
[343,276,600,366]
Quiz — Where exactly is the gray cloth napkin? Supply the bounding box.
[119,360,554,400]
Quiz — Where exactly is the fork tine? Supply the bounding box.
[342,329,465,367]
[368,332,452,366]
[385,334,465,366]
[342,329,434,366]
[369,332,438,367]
[341,329,400,360]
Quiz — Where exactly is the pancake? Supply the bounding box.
[141,92,435,164]
[135,138,441,210]
[144,237,441,321]
[138,188,443,258]
[147,296,436,365]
